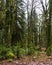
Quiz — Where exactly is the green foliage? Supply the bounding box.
[12,42,21,55]
[17,48,25,57]
[28,47,40,56]
[46,44,52,56]
[0,41,40,59]
[27,42,40,55]
[34,50,40,56]
[0,45,15,59]
[46,47,51,56]
[6,51,15,59]
[28,47,35,55]
[46,39,52,56]
[0,0,52,60]
[0,45,7,59]
[12,42,26,58]
[24,47,29,55]
[35,45,40,51]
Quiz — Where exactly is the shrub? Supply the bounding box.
[28,47,35,55]
[46,45,52,56]
[0,45,7,59]
[25,47,29,55]
[35,45,40,51]
[6,51,15,59]
[46,47,51,56]
[12,42,21,55]
[0,45,15,59]
[17,48,25,58]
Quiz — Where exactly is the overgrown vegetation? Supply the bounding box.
[0,0,52,60]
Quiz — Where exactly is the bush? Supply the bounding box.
[46,45,52,56]
[17,48,25,58]
[46,47,51,56]
[25,47,29,55]
[0,45,7,59]
[6,51,15,59]
[0,45,15,59]
[12,42,21,55]
[34,50,40,56]
[35,45,40,51]
[12,42,26,58]
[28,47,35,55]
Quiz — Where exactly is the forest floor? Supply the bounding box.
[0,51,52,65]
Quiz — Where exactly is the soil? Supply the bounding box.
[0,56,52,65]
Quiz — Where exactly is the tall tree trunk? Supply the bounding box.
[47,0,52,47]
[5,0,15,46]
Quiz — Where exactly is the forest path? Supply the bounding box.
[0,55,52,65]
[0,58,52,65]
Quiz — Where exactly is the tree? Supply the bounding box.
[26,0,38,47]
[48,0,52,46]
[40,0,50,47]
[0,0,5,44]
[4,0,15,46]
[11,0,26,45]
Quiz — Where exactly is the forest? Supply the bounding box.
[0,0,52,65]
